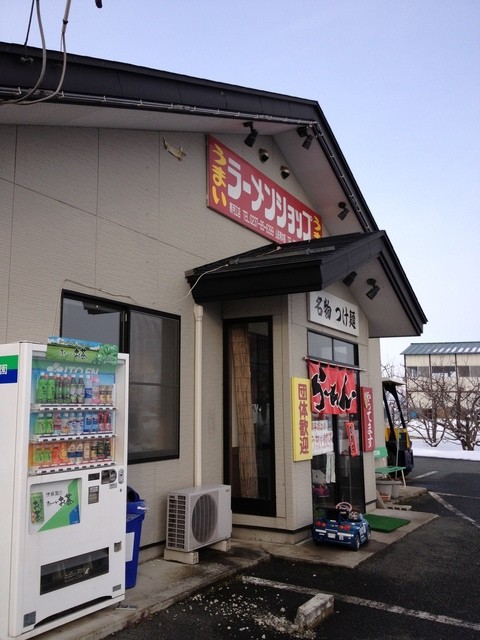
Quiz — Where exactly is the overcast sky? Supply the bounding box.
[2,1,479,366]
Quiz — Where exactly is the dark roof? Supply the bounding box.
[186,231,427,338]
[402,342,480,356]
[0,41,376,234]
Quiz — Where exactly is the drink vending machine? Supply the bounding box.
[0,340,129,640]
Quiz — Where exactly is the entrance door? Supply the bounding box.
[224,319,276,517]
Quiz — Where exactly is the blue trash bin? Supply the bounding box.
[125,487,146,589]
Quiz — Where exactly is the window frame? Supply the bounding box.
[307,330,358,367]
[60,291,181,463]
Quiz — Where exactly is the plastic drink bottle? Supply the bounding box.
[61,412,70,434]
[55,376,63,402]
[53,411,62,435]
[67,414,77,435]
[91,375,100,404]
[67,443,76,463]
[51,444,60,465]
[96,440,105,459]
[35,413,45,435]
[33,444,43,465]
[76,442,84,463]
[46,374,56,404]
[36,373,48,403]
[59,443,68,464]
[62,375,69,402]
[84,375,93,404]
[84,412,92,433]
[69,377,77,404]
[42,443,52,464]
[76,377,85,404]
[44,412,54,434]
[76,412,84,435]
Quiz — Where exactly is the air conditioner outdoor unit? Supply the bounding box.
[166,484,232,552]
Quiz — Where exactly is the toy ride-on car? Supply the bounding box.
[312,502,371,551]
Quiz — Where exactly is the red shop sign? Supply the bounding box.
[207,136,322,244]
[360,386,375,452]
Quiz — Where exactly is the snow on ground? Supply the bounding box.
[411,437,480,461]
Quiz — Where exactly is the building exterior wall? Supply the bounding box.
[1,122,385,549]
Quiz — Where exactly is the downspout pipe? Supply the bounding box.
[193,304,203,487]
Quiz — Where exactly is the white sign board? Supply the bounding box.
[308,291,359,336]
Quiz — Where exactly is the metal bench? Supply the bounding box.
[374,445,406,486]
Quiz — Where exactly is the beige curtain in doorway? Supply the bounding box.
[230,325,258,498]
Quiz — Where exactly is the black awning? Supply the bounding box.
[185,231,427,338]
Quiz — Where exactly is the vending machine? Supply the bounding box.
[0,339,129,640]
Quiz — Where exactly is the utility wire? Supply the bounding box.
[1,0,72,106]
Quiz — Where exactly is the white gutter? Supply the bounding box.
[193,304,203,487]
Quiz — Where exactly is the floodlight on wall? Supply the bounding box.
[366,278,380,299]
[337,202,349,220]
[297,125,314,150]
[343,271,357,287]
[280,165,290,179]
[258,148,270,163]
[243,121,258,147]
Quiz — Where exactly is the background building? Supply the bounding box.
[403,342,480,451]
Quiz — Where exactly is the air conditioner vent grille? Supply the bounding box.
[167,494,187,549]
[191,493,217,544]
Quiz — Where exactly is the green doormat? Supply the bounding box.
[365,514,411,532]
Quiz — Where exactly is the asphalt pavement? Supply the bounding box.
[36,484,432,640]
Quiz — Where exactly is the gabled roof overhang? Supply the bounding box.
[0,43,427,339]
[186,232,427,338]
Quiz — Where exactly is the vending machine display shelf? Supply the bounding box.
[29,459,115,475]
[31,404,116,412]
[30,432,114,443]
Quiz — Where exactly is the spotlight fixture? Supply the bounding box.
[258,148,269,163]
[296,125,313,149]
[343,271,357,287]
[337,202,349,220]
[280,165,290,179]
[366,278,380,300]
[243,121,258,147]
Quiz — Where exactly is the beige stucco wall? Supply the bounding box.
[0,122,384,547]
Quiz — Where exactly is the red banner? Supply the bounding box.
[308,360,357,415]
[360,386,375,452]
[207,136,322,244]
[345,421,360,457]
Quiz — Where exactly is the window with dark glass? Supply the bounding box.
[61,292,180,462]
[307,331,357,366]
